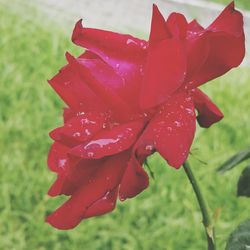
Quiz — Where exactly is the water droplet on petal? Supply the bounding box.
[145,145,153,151]
[85,129,91,136]
[73,132,81,137]
[58,159,67,169]
[87,152,94,157]
[174,121,181,127]
[167,127,173,132]
[126,38,137,45]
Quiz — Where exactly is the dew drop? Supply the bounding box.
[73,132,81,137]
[174,121,181,127]
[120,195,126,201]
[126,38,137,45]
[87,152,94,157]
[167,127,173,132]
[85,129,91,136]
[64,81,70,86]
[58,159,67,169]
[145,145,153,151]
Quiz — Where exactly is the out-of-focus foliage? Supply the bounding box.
[212,0,250,10]
[218,148,250,173]
[226,219,250,250]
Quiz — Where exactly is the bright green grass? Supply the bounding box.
[1,2,250,250]
[211,0,250,10]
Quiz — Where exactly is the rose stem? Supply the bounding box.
[183,161,216,250]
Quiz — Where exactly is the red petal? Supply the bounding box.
[193,89,224,128]
[187,19,204,34]
[119,156,149,201]
[72,20,147,61]
[65,52,133,121]
[84,187,118,219]
[47,142,70,173]
[166,12,188,39]
[207,2,243,36]
[50,112,106,146]
[46,151,130,230]
[149,4,170,45]
[48,158,101,197]
[186,2,245,88]
[63,107,75,123]
[48,52,108,112]
[186,34,210,81]
[140,39,186,109]
[186,19,206,79]
[72,20,147,112]
[138,93,196,168]
[70,120,145,159]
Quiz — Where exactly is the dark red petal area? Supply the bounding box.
[48,52,108,112]
[46,151,130,230]
[149,4,170,45]
[66,52,132,120]
[140,39,186,109]
[187,2,245,88]
[193,89,224,128]
[72,20,147,112]
[48,158,101,197]
[138,93,196,168]
[84,187,118,219]
[70,120,145,159]
[119,152,150,201]
[50,112,106,147]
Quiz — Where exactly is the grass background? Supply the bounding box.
[0,1,249,249]
[211,0,250,10]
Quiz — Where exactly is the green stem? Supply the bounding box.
[183,161,216,250]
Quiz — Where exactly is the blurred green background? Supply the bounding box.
[212,0,250,10]
[0,0,249,250]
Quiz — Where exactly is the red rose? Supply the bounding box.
[46,2,245,229]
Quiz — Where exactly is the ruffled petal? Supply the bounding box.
[50,112,106,147]
[48,52,108,112]
[207,2,243,36]
[69,120,145,159]
[119,154,150,201]
[84,187,118,219]
[193,89,224,128]
[140,39,186,109]
[187,2,245,88]
[137,93,196,168]
[65,52,133,120]
[72,20,147,61]
[46,151,130,230]
[48,158,101,197]
[72,20,147,112]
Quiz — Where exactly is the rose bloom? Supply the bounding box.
[46,2,245,229]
